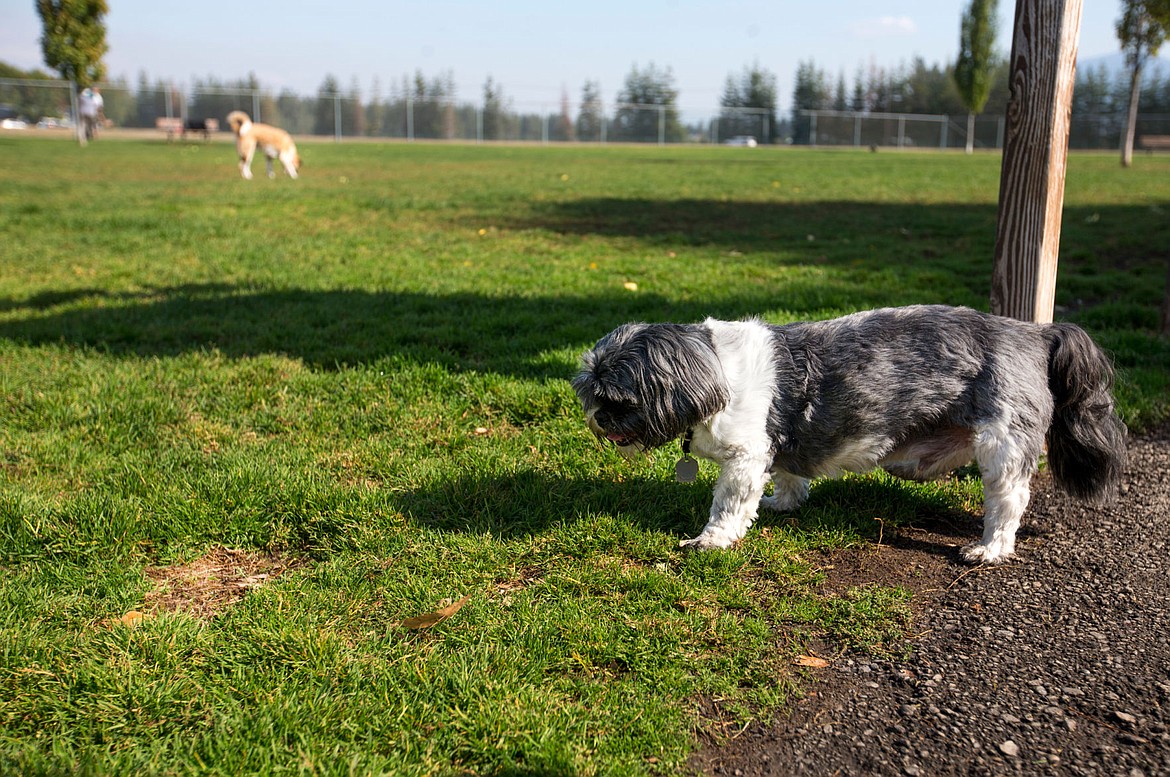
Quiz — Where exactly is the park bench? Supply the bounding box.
[156,116,220,141]
[1140,135,1170,152]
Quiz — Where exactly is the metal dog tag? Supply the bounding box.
[675,456,699,483]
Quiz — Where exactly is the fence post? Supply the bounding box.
[70,81,82,144]
[407,93,414,142]
[991,0,1083,323]
[476,108,483,144]
[810,111,817,147]
[658,105,665,146]
[334,93,342,142]
[940,117,948,149]
[853,114,861,147]
[898,116,906,148]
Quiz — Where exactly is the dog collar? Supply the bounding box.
[676,428,699,483]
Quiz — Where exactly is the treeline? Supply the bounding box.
[790,56,1170,116]
[4,57,1170,144]
[788,56,1170,145]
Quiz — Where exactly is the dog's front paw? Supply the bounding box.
[678,531,737,551]
[960,541,1015,565]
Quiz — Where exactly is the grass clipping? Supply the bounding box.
[140,546,301,619]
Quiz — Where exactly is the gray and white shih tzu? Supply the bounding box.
[573,305,1127,563]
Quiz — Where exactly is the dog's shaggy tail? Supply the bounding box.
[1044,323,1128,502]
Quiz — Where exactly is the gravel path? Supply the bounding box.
[694,424,1170,776]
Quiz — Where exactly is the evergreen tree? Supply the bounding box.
[850,67,867,112]
[791,60,830,113]
[576,80,604,142]
[718,63,778,142]
[367,77,386,138]
[613,63,683,143]
[315,75,341,136]
[483,76,508,140]
[833,73,848,112]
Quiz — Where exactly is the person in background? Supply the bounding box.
[79,87,104,145]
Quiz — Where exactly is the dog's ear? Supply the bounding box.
[635,325,729,439]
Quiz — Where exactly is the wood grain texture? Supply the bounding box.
[991,0,1083,324]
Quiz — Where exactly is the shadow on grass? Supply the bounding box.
[0,200,1164,382]
[507,198,998,256]
[397,467,981,559]
[0,201,1000,379]
[0,278,882,380]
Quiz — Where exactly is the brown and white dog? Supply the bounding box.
[226,111,300,180]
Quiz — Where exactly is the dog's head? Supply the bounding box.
[226,111,250,135]
[572,322,729,453]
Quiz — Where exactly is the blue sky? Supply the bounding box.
[0,0,1143,112]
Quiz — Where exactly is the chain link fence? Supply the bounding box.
[3,77,1168,150]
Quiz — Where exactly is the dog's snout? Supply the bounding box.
[594,409,613,429]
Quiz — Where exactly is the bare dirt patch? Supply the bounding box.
[142,546,304,619]
[693,423,1170,776]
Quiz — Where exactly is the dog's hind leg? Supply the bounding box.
[759,470,809,512]
[239,141,255,180]
[280,149,299,179]
[962,419,1039,564]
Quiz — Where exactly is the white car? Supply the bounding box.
[724,135,758,147]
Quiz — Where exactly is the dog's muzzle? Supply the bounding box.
[585,411,640,449]
[603,431,637,447]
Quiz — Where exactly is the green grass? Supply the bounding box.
[1,135,1168,775]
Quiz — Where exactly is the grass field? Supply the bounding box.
[1,134,1168,776]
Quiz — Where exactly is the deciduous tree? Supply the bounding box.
[954,0,998,153]
[36,0,108,88]
[1117,0,1169,167]
[37,0,107,142]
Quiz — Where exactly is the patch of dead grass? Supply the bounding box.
[143,546,304,619]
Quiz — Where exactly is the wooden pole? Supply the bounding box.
[990,0,1083,324]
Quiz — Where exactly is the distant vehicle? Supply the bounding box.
[723,135,758,147]
[1,118,28,130]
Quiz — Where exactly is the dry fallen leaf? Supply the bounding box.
[794,654,830,668]
[623,281,638,292]
[400,594,471,631]
[104,610,147,629]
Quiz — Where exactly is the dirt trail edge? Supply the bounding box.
[694,424,1170,777]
